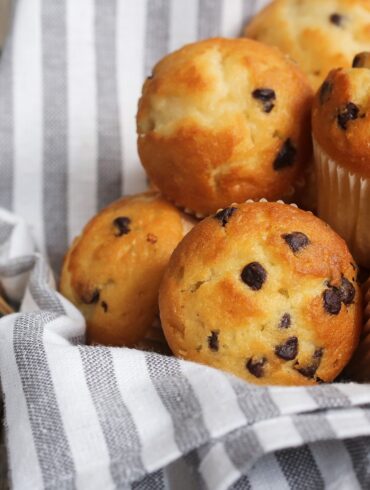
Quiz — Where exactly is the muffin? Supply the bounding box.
[159,201,362,386]
[244,0,370,90]
[60,192,194,347]
[137,38,313,217]
[312,54,370,267]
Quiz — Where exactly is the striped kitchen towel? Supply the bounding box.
[1,206,370,490]
[0,0,269,275]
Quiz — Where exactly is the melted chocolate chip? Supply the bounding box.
[279,313,291,329]
[275,337,298,361]
[295,348,323,379]
[326,277,356,308]
[252,88,276,113]
[101,301,108,313]
[337,102,360,130]
[81,289,100,304]
[214,207,237,227]
[323,288,342,315]
[241,262,267,291]
[282,232,310,253]
[352,52,370,68]
[319,80,333,104]
[208,331,219,351]
[113,216,131,236]
[246,357,267,378]
[330,13,345,26]
[339,277,355,305]
[353,54,363,68]
[273,139,297,171]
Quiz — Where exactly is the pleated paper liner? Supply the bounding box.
[313,139,370,269]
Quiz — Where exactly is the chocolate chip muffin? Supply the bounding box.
[60,192,194,347]
[159,202,362,385]
[244,0,370,90]
[312,54,370,267]
[137,38,313,217]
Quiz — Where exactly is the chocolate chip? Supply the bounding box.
[113,216,131,236]
[339,277,355,306]
[329,13,345,26]
[352,52,370,68]
[241,262,267,291]
[279,313,291,329]
[282,232,310,253]
[214,207,237,227]
[246,357,267,378]
[295,348,323,378]
[208,331,219,351]
[319,80,333,104]
[273,139,297,171]
[337,102,360,130]
[323,288,342,315]
[101,301,108,313]
[275,337,298,361]
[81,289,100,304]
[326,277,356,308]
[252,88,276,113]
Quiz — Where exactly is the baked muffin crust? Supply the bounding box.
[244,0,370,90]
[312,66,370,176]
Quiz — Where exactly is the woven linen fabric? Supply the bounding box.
[1,213,370,490]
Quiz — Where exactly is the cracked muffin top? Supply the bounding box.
[137,38,313,217]
[159,201,362,385]
[60,191,194,347]
[312,54,370,176]
[244,0,370,90]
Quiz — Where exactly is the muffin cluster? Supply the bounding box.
[55,0,370,386]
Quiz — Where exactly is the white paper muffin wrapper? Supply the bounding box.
[313,139,370,268]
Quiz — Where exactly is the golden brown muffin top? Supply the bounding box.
[244,0,370,90]
[60,191,193,347]
[312,64,370,176]
[159,202,362,385]
[137,37,313,215]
